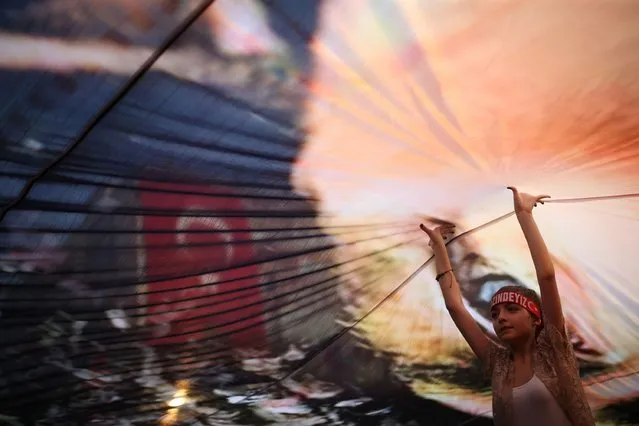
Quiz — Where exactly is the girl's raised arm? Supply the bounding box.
[420,223,491,363]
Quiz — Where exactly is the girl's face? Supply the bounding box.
[490,301,540,344]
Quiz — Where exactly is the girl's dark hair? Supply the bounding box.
[493,285,544,335]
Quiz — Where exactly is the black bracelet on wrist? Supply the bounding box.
[435,269,453,282]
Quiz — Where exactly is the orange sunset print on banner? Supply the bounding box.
[294,0,639,420]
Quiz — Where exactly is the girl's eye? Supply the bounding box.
[507,304,519,312]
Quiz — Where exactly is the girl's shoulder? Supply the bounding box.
[483,339,510,378]
[483,323,579,380]
[535,323,583,379]
[484,324,577,377]
[536,323,575,359]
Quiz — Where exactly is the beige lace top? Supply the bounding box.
[484,321,596,426]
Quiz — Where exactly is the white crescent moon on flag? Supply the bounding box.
[176,208,234,265]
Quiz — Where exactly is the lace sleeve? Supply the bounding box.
[483,339,505,379]
[539,323,580,373]
[543,323,571,349]
[538,323,597,425]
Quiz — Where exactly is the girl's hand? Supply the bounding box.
[420,223,455,248]
[507,186,550,214]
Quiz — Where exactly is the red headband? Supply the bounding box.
[490,291,542,319]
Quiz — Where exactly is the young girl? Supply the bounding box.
[420,187,595,426]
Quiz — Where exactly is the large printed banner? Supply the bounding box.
[2,0,639,425]
[139,182,267,348]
